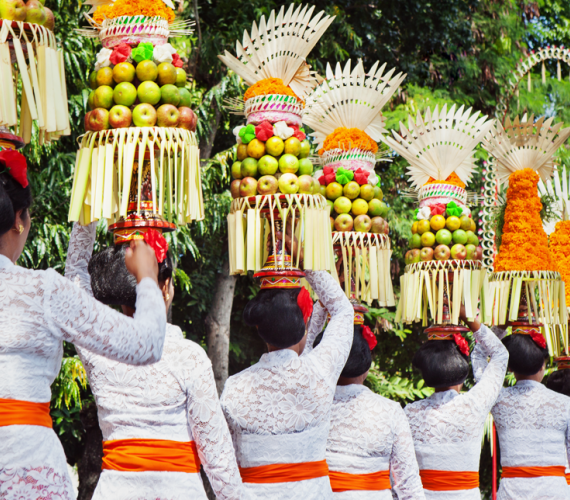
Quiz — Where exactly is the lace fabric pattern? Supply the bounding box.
[220,270,354,499]
[404,324,508,499]
[327,385,425,500]
[65,223,247,500]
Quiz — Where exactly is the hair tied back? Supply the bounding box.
[297,286,313,324]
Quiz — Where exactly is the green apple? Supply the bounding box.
[136,60,158,82]
[231,161,242,179]
[132,103,157,127]
[367,198,383,217]
[435,228,452,246]
[354,214,372,233]
[297,158,313,175]
[466,243,477,260]
[334,196,352,214]
[378,201,389,218]
[451,243,467,260]
[178,88,192,107]
[108,105,132,128]
[175,68,187,87]
[421,231,436,247]
[326,182,343,200]
[284,137,301,156]
[466,230,479,246]
[409,233,422,249]
[240,157,258,178]
[113,82,137,107]
[93,85,114,109]
[113,62,135,83]
[326,199,334,213]
[266,136,284,156]
[157,62,177,86]
[258,155,279,175]
[373,186,383,200]
[89,70,98,90]
[137,81,161,105]
[160,84,181,106]
[452,229,468,245]
[278,173,300,194]
[299,139,311,158]
[319,185,326,197]
[360,184,374,201]
[343,181,360,200]
[279,154,299,173]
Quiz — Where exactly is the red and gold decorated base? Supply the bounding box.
[0,130,24,150]
[555,356,570,370]
[425,324,470,340]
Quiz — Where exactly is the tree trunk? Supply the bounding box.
[77,402,103,500]
[199,101,222,160]
[205,258,237,394]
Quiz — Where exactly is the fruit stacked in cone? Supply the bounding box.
[0,0,54,30]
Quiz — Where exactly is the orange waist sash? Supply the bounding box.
[239,460,329,484]
[329,470,391,492]
[0,398,52,428]
[102,439,201,473]
[420,470,479,491]
[501,466,566,479]
[566,473,570,485]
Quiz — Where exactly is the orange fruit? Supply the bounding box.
[430,214,446,231]
[446,216,461,231]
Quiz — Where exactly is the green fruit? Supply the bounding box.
[112,62,135,83]
[299,139,311,158]
[113,82,137,107]
[93,85,114,109]
[137,81,161,105]
[373,186,383,200]
[89,71,98,90]
[88,90,96,110]
[325,182,343,201]
[136,60,158,82]
[378,201,389,218]
[258,155,279,175]
[452,229,468,245]
[435,228,453,246]
[266,136,285,156]
[160,84,181,106]
[466,230,479,246]
[231,161,242,179]
[157,62,177,86]
[178,88,191,107]
[241,157,258,177]
[460,215,472,231]
[360,184,374,201]
[278,154,299,174]
[421,231,436,247]
[297,158,313,175]
[175,68,187,87]
[367,198,383,216]
[333,196,352,214]
[409,234,422,249]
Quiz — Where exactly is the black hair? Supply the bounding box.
[314,325,372,378]
[546,370,570,397]
[88,244,173,309]
[502,334,548,376]
[0,171,32,237]
[412,340,470,388]
[243,288,305,349]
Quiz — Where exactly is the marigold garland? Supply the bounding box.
[550,220,570,306]
[243,78,300,102]
[93,0,175,24]
[494,168,557,273]
[319,127,378,155]
[424,172,466,188]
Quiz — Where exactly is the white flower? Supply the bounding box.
[278,393,317,431]
[233,125,244,144]
[416,206,431,220]
[273,121,294,140]
[461,206,471,217]
[153,43,177,64]
[367,171,378,186]
[190,378,218,423]
[313,169,323,181]
[94,48,113,71]
[259,392,282,417]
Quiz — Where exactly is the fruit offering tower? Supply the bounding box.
[303,60,405,307]
[387,105,493,326]
[219,4,335,282]
[68,0,203,243]
[0,0,69,143]
[482,115,569,348]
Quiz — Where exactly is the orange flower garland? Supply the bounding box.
[243,78,300,102]
[550,220,570,306]
[319,127,378,155]
[425,172,466,188]
[494,168,557,272]
[93,0,175,24]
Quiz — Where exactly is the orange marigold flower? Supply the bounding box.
[424,172,466,188]
[550,220,570,306]
[318,127,378,155]
[494,168,557,273]
[93,0,175,24]
[243,78,300,102]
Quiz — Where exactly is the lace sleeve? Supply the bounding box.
[465,324,508,413]
[302,300,327,356]
[185,350,248,500]
[64,222,97,295]
[472,325,508,383]
[45,271,166,365]
[390,406,426,500]
[303,270,353,385]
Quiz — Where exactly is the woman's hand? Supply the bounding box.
[459,303,481,333]
[283,221,304,267]
[125,239,159,285]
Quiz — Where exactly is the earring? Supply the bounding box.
[165,293,170,301]
[16,225,24,234]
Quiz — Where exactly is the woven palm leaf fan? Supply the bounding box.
[481,115,568,348]
[301,59,406,307]
[387,105,494,326]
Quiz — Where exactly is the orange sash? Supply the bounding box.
[501,466,566,479]
[102,439,201,473]
[566,473,570,485]
[239,460,329,484]
[329,470,391,492]
[0,398,52,428]
[420,470,479,491]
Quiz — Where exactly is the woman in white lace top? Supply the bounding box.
[309,303,425,499]
[0,151,166,499]
[404,314,508,499]
[220,269,354,499]
[64,222,248,500]
[473,327,570,499]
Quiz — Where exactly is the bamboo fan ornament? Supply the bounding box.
[482,115,568,347]
[384,105,494,326]
[221,4,335,284]
[69,1,203,245]
[302,59,406,306]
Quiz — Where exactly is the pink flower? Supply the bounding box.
[143,229,169,263]
[109,43,131,65]
[172,53,184,68]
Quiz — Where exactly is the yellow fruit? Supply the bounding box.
[430,214,446,231]
[411,221,418,234]
[446,216,461,231]
[247,139,265,159]
[470,219,476,232]
[284,137,301,156]
[352,198,369,216]
[237,143,248,161]
[96,67,114,87]
[460,215,472,231]
[417,219,431,235]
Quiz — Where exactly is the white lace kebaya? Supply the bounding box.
[220,270,354,499]
[0,229,166,500]
[404,324,508,499]
[473,332,570,500]
[64,222,248,500]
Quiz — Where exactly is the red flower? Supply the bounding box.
[453,333,470,356]
[323,167,334,176]
[171,53,184,68]
[362,325,377,350]
[430,203,446,216]
[255,121,274,142]
[0,149,28,188]
[529,330,547,349]
[354,168,370,185]
[290,125,306,141]
[109,43,132,65]
[143,229,169,263]
[318,175,326,186]
[297,287,313,324]
[324,173,336,185]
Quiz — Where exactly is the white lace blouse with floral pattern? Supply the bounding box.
[220,270,354,499]
[0,228,166,500]
[473,332,570,500]
[64,222,248,500]
[404,324,508,499]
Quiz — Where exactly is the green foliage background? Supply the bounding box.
[18,0,570,496]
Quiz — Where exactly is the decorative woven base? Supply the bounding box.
[321,148,376,171]
[396,259,483,325]
[418,182,467,208]
[98,16,169,48]
[244,94,302,124]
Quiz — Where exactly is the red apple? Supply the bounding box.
[88,108,109,131]
[43,6,54,30]
[330,216,335,231]
[239,177,258,197]
[84,111,92,131]
[465,243,476,260]
[0,0,27,21]
[354,214,372,233]
[420,247,434,261]
[451,243,466,260]
[383,220,390,235]
[108,105,132,129]
[257,175,278,196]
[157,104,180,127]
[370,216,386,234]
[178,107,197,132]
[405,249,421,265]
[230,179,241,199]
[25,0,47,25]
[334,213,353,232]
[476,246,483,261]
[434,244,451,261]
[298,174,314,194]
